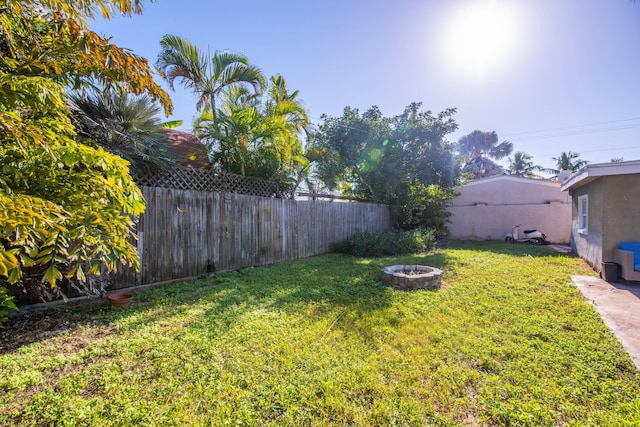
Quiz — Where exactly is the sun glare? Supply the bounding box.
[442,1,520,80]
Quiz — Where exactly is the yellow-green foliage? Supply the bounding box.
[0,75,145,289]
[0,1,168,296]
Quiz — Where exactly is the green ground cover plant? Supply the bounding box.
[330,228,436,257]
[1,242,639,426]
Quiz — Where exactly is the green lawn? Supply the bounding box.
[1,242,639,426]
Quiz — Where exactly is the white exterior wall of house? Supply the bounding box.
[448,175,572,243]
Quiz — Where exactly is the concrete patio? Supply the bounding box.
[572,275,640,370]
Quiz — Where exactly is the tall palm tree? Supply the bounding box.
[261,74,310,189]
[507,151,540,177]
[156,34,266,122]
[458,130,513,179]
[68,86,177,171]
[551,151,589,173]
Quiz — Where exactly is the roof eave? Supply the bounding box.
[561,160,640,191]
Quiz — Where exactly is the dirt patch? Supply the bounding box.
[0,303,110,354]
[1,280,221,354]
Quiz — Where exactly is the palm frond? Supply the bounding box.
[490,140,513,160]
[156,34,207,92]
[68,85,177,170]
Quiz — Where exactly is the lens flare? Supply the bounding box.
[359,147,384,172]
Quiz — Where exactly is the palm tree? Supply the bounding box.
[68,86,177,171]
[551,151,589,173]
[507,151,540,177]
[194,76,309,188]
[156,34,265,122]
[458,130,513,179]
[261,74,310,189]
[194,88,261,176]
[263,74,309,136]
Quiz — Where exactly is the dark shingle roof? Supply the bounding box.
[163,129,209,169]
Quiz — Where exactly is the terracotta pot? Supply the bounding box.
[108,293,133,308]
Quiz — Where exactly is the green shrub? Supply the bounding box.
[0,285,17,327]
[330,228,435,257]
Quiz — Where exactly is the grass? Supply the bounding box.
[1,241,639,426]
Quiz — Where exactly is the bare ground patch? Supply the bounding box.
[0,301,113,354]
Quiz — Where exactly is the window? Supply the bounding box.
[578,194,588,235]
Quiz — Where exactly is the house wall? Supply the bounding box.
[601,174,640,264]
[570,179,603,269]
[452,176,568,206]
[568,173,640,271]
[448,176,571,243]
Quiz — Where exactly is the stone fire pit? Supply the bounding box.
[381,265,443,291]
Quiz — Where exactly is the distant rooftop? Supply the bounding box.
[461,174,559,188]
[163,129,209,169]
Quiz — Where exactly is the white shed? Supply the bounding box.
[447,175,572,243]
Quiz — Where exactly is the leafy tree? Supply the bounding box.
[194,88,266,176]
[0,0,171,308]
[507,151,541,177]
[611,157,624,163]
[458,130,513,179]
[310,103,458,233]
[309,105,394,197]
[68,85,178,171]
[1,1,171,112]
[156,34,265,122]
[263,75,311,191]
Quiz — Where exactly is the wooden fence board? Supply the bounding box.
[141,189,389,282]
[13,187,392,305]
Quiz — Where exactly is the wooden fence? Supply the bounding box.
[107,187,391,290]
[131,167,288,198]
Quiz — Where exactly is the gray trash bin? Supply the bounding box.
[601,261,619,282]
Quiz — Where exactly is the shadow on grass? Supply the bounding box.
[185,255,403,335]
[0,299,114,354]
[1,241,572,353]
[3,249,454,350]
[184,251,455,342]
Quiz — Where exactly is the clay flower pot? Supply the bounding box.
[108,293,133,308]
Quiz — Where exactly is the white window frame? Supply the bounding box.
[577,194,588,235]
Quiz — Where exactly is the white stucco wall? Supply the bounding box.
[448,175,572,243]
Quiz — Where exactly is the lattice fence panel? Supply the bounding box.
[132,167,291,198]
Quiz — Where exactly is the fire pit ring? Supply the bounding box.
[381,265,443,291]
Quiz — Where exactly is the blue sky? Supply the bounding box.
[91,0,640,170]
